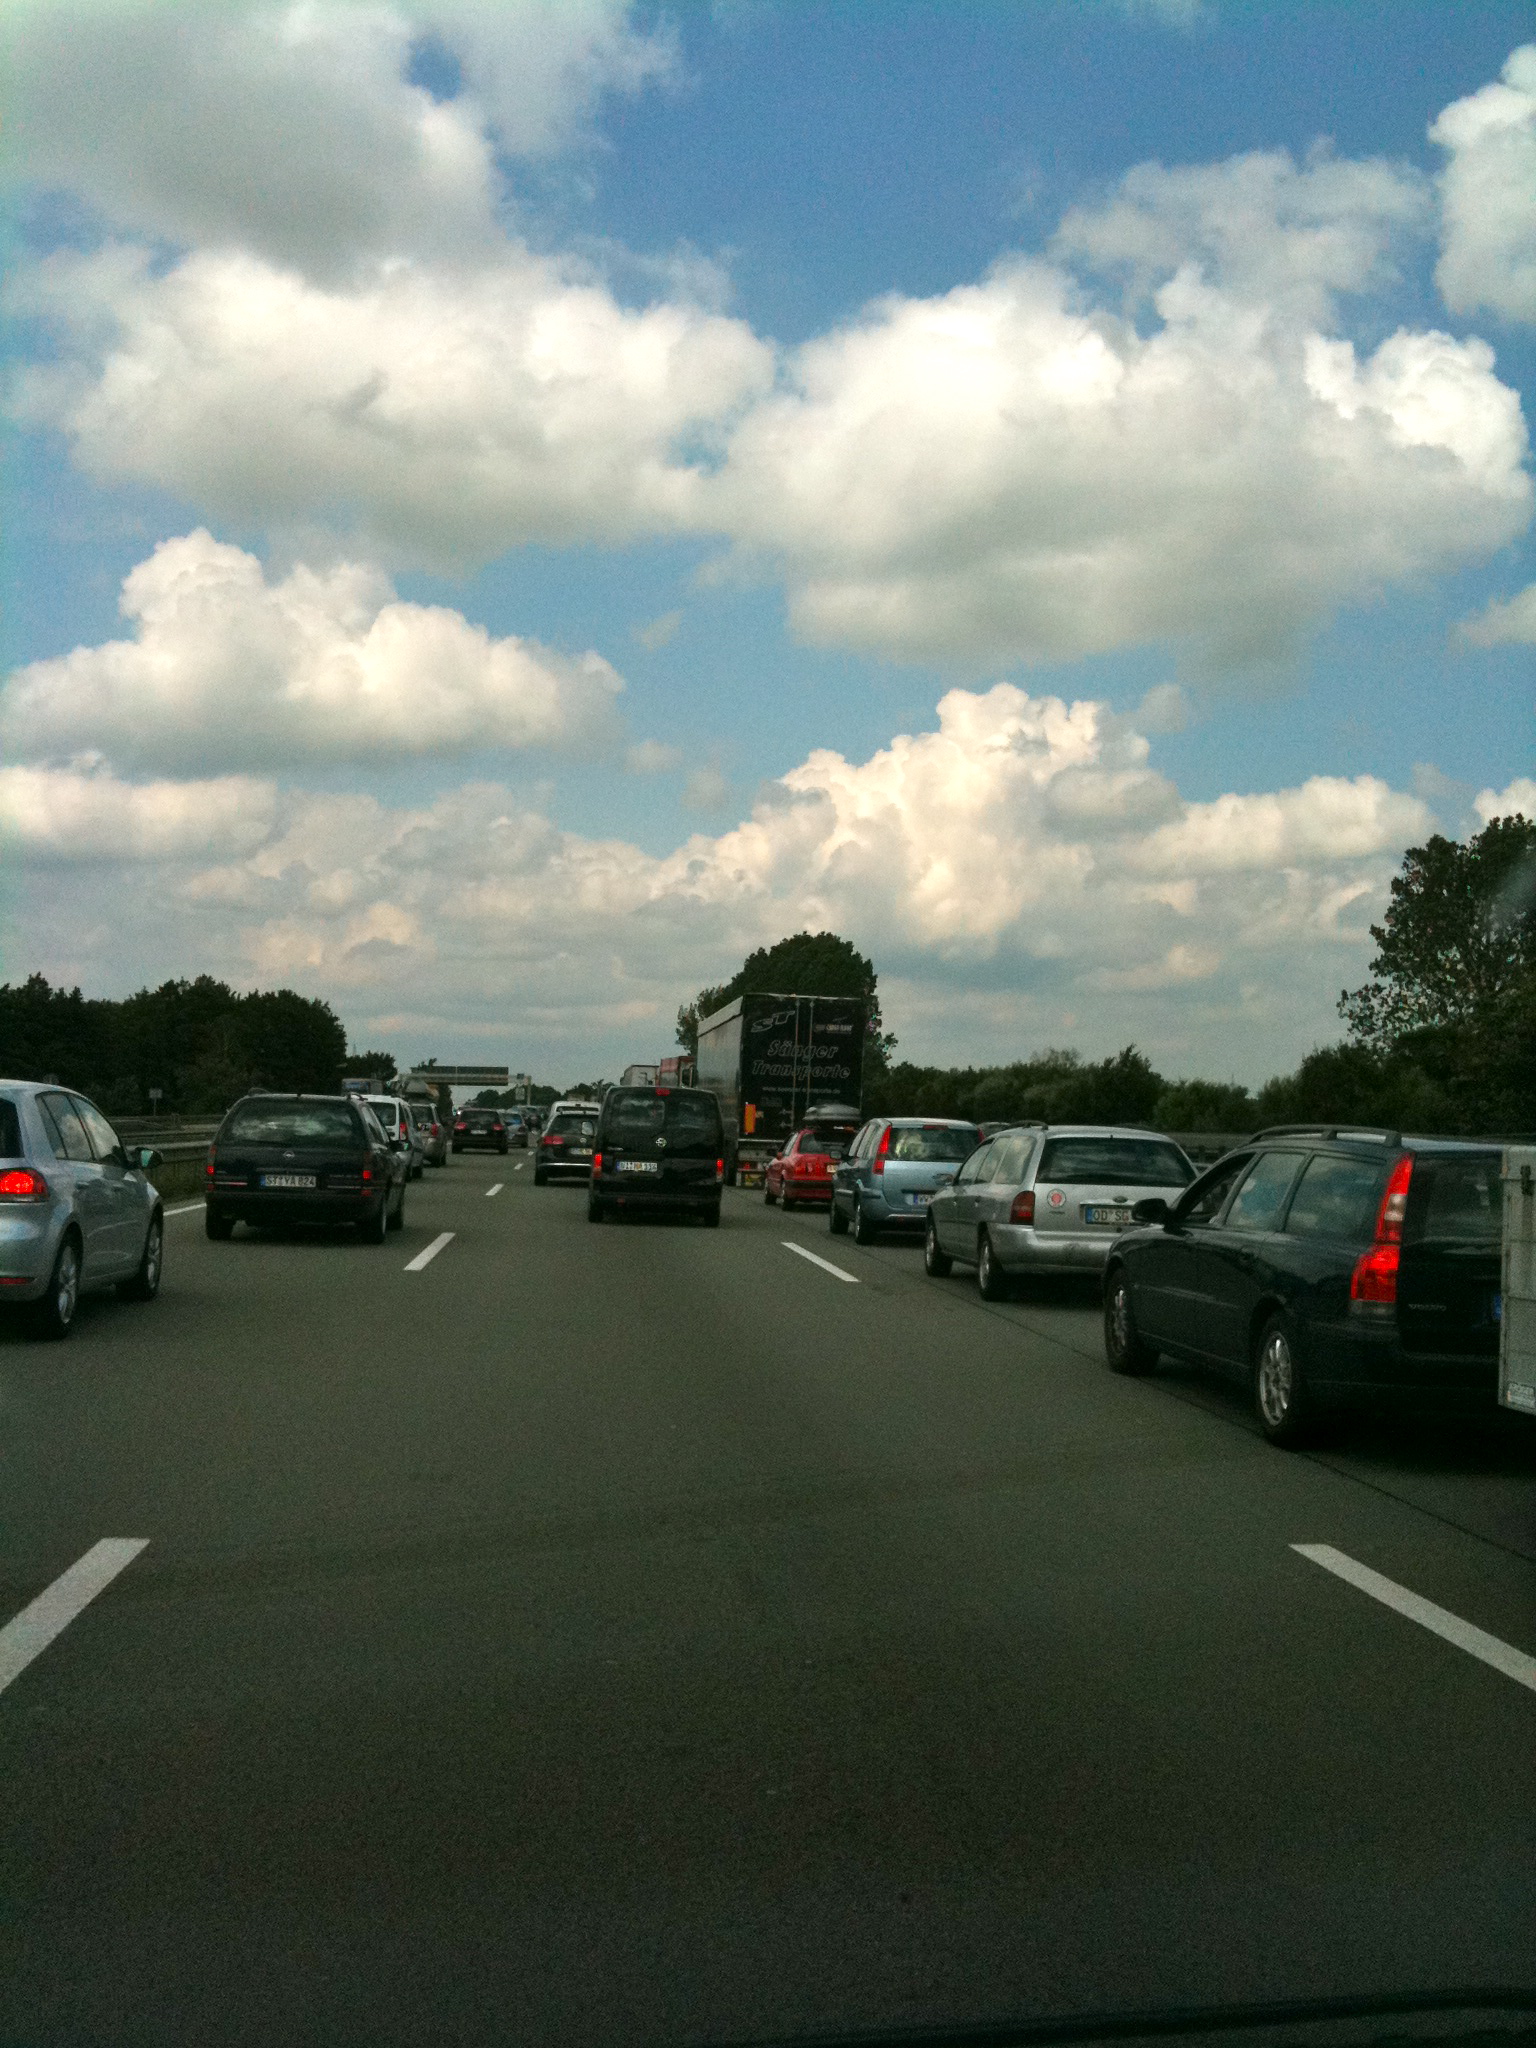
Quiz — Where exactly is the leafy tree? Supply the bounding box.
[1339,813,1536,1130]
[677,930,894,1068]
[344,1048,398,1083]
[1151,1078,1254,1134]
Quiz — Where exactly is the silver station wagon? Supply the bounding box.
[0,1079,165,1338]
[925,1124,1195,1298]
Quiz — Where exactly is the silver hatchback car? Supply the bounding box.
[925,1124,1195,1298]
[0,1080,165,1338]
[829,1117,981,1243]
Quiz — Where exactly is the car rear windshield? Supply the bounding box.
[463,1110,499,1125]
[602,1090,722,1151]
[798,1132,848,1156]
[1409,1155,1501,1247]
[223,1103,362,1146]
[0,1098,21,1158]
[549,1111,596,1137]
[1038,1136,1193,1186]
[889,1125,979,1162]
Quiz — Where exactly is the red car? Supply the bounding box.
[764,1123,857,1208]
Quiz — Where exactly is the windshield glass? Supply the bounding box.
[223,1103,361,1146]
[889,1125,979,1162]
[1039,1137,1193,1186]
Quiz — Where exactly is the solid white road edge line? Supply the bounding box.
[1292,1543,1536,1695]
[164,1202,203,1217]
[485,1184,504,1198]
[405,1231,455,1273]
[782,1241,859,1285]
[0,1540,150,1696]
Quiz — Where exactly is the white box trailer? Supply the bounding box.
[1500,1145,1536,1416]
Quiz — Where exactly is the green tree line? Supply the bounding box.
[0,973,348,1117]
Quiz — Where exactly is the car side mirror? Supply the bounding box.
[138,1146,163,1171]
[1132,1197,1170,1226]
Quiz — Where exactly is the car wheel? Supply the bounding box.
[1254,1313,1316,1448]
[387,1182,405,1232]
[587,1196,606,1223]
[534,1168,547,1187]
[828,1197,849,1236]
[977,1231,1011,1300]
[30,1234,81,1341]
[451,1143,462,1154]
[924,1216,953,1278]
[119,1213,164,1301]
[1104,1266,1156,1375]
[205,1208,235,1242]
[360,1196,389,1244]
[764,1183,777,1205]
[701,1201,721,1228]
[852,1197,879,1246]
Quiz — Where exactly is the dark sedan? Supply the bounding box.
[205,1094,407,1242]
[1103,1127,1504,1445]
[452,1107,509,1154]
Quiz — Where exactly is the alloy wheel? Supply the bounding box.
[54,1240,80,1326]
[1257,1328,1294,1428]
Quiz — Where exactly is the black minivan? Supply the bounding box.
[589,1086,725,1226]
[1104,1126,1505,1445]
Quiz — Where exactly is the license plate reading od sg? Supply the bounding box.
[1084,1206,1132,1226]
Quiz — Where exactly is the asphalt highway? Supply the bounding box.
[1,1155,1533,2047]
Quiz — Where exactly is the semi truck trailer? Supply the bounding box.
[695,992,866,1184]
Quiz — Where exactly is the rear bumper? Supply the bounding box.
[1304,1321,1500,1406]
[537,1159,591,1178]
[994,1224,1120,1273]
[207,1190,384,1226]
[593,1176,718,1209]
[0,1208,65,1300]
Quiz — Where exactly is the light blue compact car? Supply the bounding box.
[829,1116,981,1244]
[0,1079,165,1339]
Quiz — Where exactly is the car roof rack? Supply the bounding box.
[1249,1123,1402,1146]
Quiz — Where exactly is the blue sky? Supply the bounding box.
[1,1,1533,1084]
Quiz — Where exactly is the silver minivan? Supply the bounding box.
[925,1124,1195,1298]
[0,1079,165,1338]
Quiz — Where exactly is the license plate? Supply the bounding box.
[908,1191,930,1206]
[617,1161,659,1174]
[262,1173,315,1190]
[1084,1206,1132,1227]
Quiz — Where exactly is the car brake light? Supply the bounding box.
[546,1135,564,1147]
[0,1167,49,1202]
[872,1127,891,1175]
[362,1165,374,1183]
[1009,1189,1035,1224]
[205,1145,216,1181]
[1350,1157,1413,1306]
[716,1157,725,1184]
[592,1152,603,1174]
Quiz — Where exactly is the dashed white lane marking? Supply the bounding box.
[405,1231,455,1273]
[0,1540,149,1697]
[512,1161,525,1173]
[485,1183,504,1198]
[164,1202,203,1217]
[1293,1544,1536,1695]
[782,1241,859,1285]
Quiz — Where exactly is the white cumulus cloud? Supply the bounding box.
[1,0,673,275]
[0,763,276,861]
[1474,777,1536,824]
[709,260,1529,667]
[1432,44,1536,324]
[0,529,625,773]
[10,244,774,568]
[0,684,1439,1078]
[1457,581,1536,646]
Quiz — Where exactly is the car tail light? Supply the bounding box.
[872,1126,892,1175]
[362,1165,374,1183]
[1009,1189,1035,1224]
[592,1151,603,1174]
[206,1143,217,1181]
[0,1167,48,1202]
[716,1157,725,1185]
[545,1135,564,1147]
[1350,1157,1413,1306]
